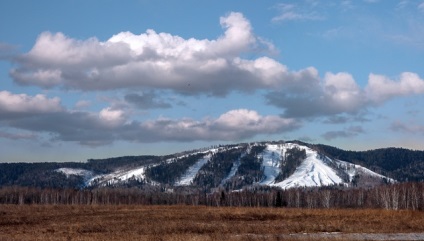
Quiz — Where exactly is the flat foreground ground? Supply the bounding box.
[0,205,424,241]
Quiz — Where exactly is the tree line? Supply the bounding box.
[1,182,423,210]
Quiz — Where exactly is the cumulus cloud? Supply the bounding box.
[266,72,365,118]
[129,109,299,142]
[99,107,128,127]
[366,72,424,103]
[0,91,63,118]
[6,11,424,125]
[266,70,424,118]
[0,92,298,145]
[211,109,299,139]
[11,12,305,96]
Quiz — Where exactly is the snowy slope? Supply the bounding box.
[176,145,246,186]
[87,165,148,186]
[336,160,394,182]
[175,154,211,186]
[254,143,342,189]
[253,142,393,189]
[86,147,222,187]
[258,144,284,185]
[272,143,344,189]
[78,142,393,189]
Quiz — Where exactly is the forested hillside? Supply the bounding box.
[0,141,423,190]
[314,144,424,181]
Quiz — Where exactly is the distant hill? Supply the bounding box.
[1,141,423,190]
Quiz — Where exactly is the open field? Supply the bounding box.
[0,205,424,241]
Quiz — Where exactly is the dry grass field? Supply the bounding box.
[0,205,423,240]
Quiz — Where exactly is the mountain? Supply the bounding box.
[1,140,422,190]
[58,141,393,190]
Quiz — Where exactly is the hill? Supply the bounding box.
[2,140,421,190]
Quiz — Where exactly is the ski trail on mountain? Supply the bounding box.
[175,154,211,186]
[272,143,343,189]
[258,144,284,185]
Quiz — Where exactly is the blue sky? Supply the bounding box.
[1,0,424,162]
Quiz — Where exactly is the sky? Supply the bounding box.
[1,0,424,162]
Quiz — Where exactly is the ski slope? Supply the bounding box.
[256,143,343,189]
[258,144,284,185]
[272,144,343,189]
[175,154,212,186]
[58,142,393,189]
[86,166,147,186]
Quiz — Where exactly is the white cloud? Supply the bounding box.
[99,107,127,127]
[11,12,300,96]
[267,70,424,118]
[213,109,296,134]
[0,91,63,116]
[137,109,299,142]
[1,97,298,145]
[6,11,424,129]
[366,72,424,103]
[324,72,362,107]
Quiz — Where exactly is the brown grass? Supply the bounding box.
[0,205,423,240]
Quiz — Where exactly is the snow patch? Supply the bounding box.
[87,166,147,187]
[56,168,93,179]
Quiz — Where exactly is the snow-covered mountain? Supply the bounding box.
[57,141,393,190]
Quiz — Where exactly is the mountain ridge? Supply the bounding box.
[1,140,422,190]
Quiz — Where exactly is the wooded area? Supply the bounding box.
[1,182,423,210]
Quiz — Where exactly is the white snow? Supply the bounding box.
[272,143,343,189]
[175,154,212,186]
[56,168,93,179]
[83,142,393,189]
[336,160,394,183]
[253,143,345,189]
[258,144,285,185]
[87,166,147,186]
[176,145,246,186]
